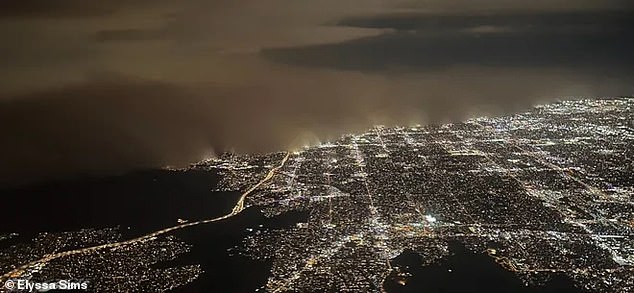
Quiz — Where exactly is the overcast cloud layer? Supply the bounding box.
[1,0,633,186]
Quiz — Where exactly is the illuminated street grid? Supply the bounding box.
[217,97,634,292]
[0,97,632,292]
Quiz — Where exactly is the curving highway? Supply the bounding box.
[1,152,290,282]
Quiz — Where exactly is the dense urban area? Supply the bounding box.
[2,97,633,292]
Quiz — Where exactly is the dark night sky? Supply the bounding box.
[1,1,633,186]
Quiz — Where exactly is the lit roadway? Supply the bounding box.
[0,152,290,283]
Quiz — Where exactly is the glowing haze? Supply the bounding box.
[1,0,633,185]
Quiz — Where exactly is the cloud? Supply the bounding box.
[0,77,211,185]
[95,28,169,42]
[3,67,631,186]
[0,0,156,18]
[394,0,634,13]
[263,10,634,72]
[1,1,633,186]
